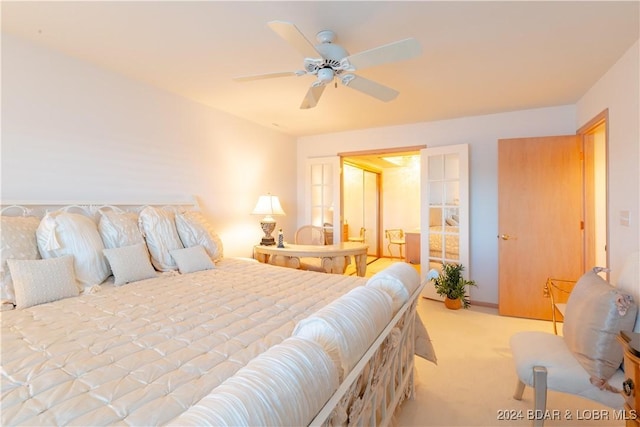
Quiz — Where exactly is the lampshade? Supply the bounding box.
[252,194,286,221]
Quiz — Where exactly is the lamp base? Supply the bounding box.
[259,220,277,246]
[260,236,276,246]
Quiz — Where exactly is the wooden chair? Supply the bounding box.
[348,227,366,243]
[294,225,325,246]
[294,225,327,272]
[322,222,334,245]
[543,277,577,335]
[385,229,405,259]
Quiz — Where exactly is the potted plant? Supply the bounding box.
[432,263,477,309]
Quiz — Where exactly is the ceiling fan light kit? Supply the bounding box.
[234,20,421,109]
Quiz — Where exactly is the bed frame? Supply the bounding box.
[312,283,423,426]
[1,200,424,426]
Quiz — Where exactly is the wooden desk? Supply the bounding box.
[254,242,368,277]
[405,231,420,264]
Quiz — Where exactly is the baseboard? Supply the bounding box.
[470,300,498,309]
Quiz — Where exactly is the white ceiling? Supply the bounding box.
[2,1,638,137]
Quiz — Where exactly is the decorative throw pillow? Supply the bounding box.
[98,210,144,249]
[36,212,110,290]
[138,206,184,271]
[615,252,640,332]
[175,210,224,261]
[7,255,79,309]
[0,216,41,308]
[103,243,157,285]
[170,245,215,274]
[563,269,638,383]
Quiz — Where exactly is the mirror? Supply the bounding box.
[427,153,461,270]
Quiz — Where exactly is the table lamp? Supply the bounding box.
[252,194,286,246]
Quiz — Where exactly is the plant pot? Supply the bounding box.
[444,297,462,310]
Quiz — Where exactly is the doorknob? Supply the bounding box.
[498,234,516,240]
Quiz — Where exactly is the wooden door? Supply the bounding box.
[498,136,584,320]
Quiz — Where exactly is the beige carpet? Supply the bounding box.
[345,258,623,426]
[345,256,416,277]
[396,298,623,426]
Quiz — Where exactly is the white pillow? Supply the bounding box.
[98,210,144,249]
[138,207,183,271]
[0,216,41,308]
[170,245,215,274]
[175,211,224,261]
[103,243,157,285]
[7,255,79,309]
[36,212,110,290]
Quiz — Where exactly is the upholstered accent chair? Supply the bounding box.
[510,253,640,427]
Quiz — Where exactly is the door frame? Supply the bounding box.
[577,109,609,275]
[339,145,426,257]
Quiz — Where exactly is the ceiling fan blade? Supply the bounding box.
[268,20,320,58]
[300,85,326,109]
[344,38,421,70]
[233,71,300,82]
[341,74,399,102]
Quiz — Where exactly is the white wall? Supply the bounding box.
[576,39,640,283]
[1,34,298,258]
[297,106,577,304]
[382,162,421,256]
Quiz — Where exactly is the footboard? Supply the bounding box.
[310,283,424,426]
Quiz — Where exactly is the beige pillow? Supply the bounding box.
[0,216,41,308]
[103,244,157,286]
[563,269,638,381]
[138,207,183,271]
[175,211,224,261]
[7,255,79,309]
[170,245,215,274]
[98,210,144,249]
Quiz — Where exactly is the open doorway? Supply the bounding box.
[340,146,424,260]
[579,109,609,272]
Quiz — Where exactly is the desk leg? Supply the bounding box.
[354,253,367,277]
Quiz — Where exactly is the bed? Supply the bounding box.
[0,201,435,426]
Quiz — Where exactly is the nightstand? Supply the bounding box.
[619,331,640,426]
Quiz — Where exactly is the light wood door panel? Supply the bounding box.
[498,135,584,320]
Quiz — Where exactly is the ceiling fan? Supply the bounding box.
[234,21,422,109]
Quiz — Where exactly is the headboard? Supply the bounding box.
[0,196,200,220]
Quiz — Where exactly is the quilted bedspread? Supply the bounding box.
[0,259,367,426]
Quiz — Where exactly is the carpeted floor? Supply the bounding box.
[344,256,415,277]
[345,258,623,426]
[396,298,623,426]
